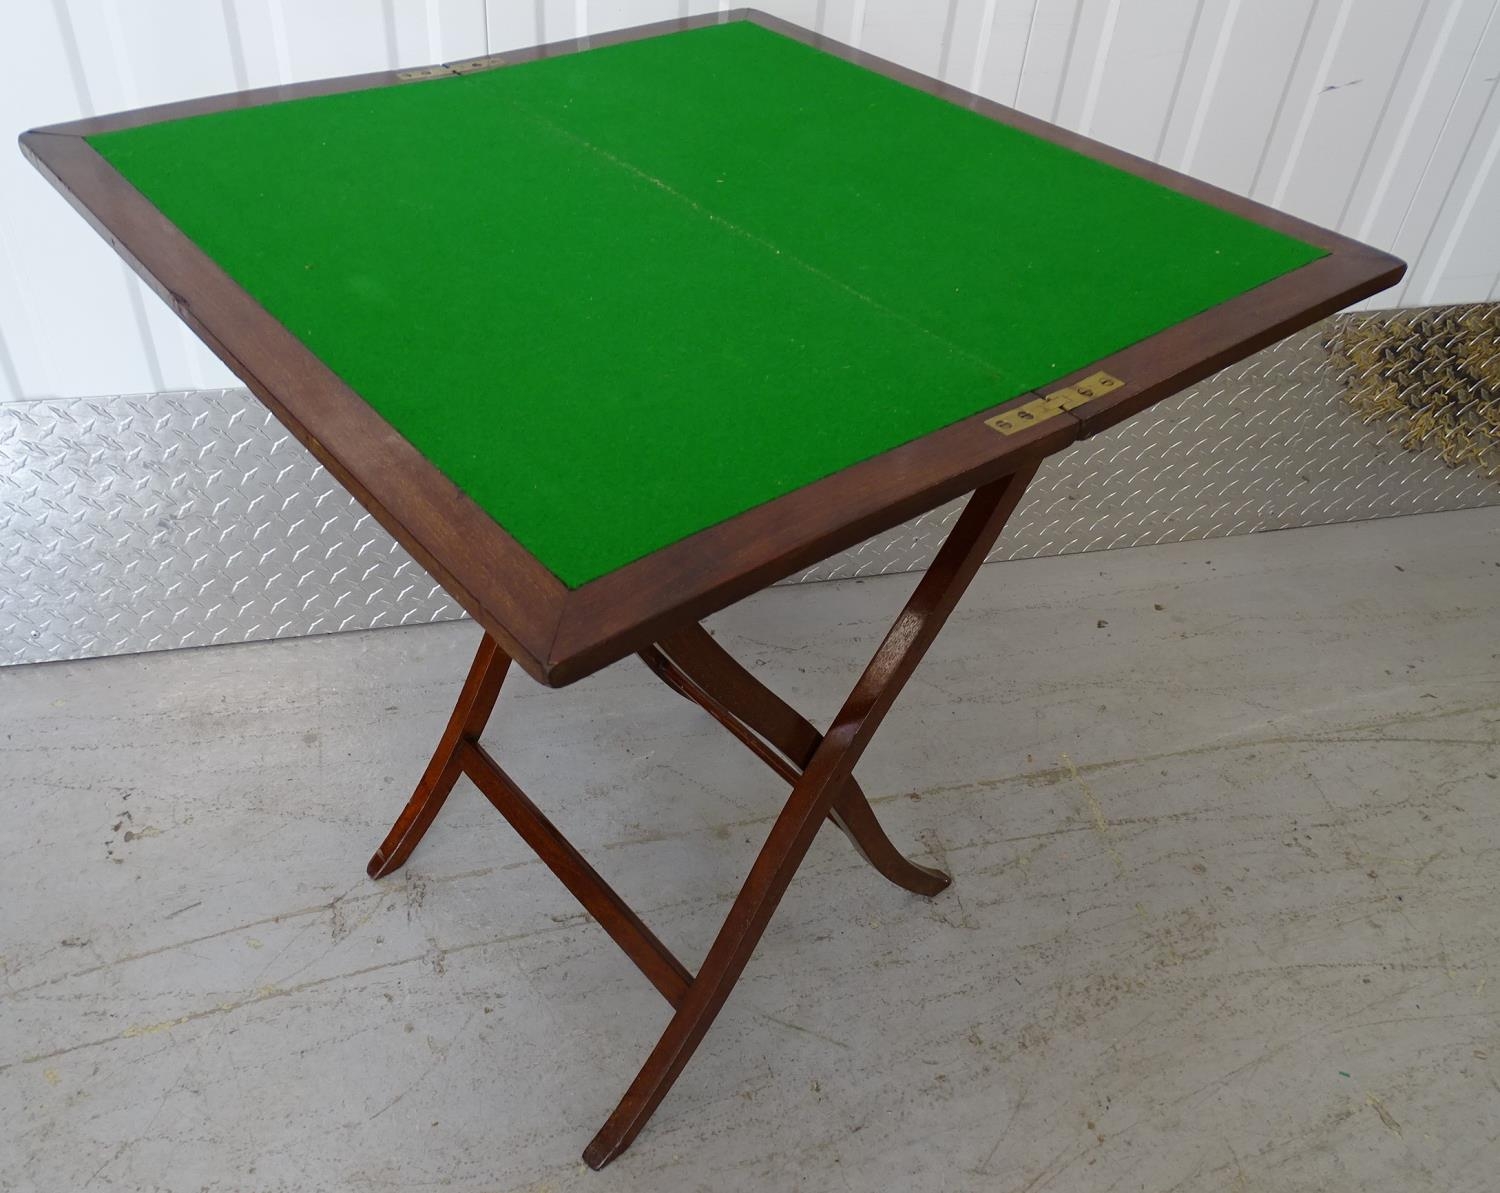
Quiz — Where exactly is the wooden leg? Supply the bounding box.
[828,787,950,897]
[584,462,1038,1168]
[642,625,948,896]
[367,633,509,879]
[457,739,693,1006]
[369,637,692,1005]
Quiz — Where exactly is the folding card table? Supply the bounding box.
[22,9,1403,1169]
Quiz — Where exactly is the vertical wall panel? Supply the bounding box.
[1423,127,1500,303]
[1384,2,1500,304]
[388,0,487,64]
[860,0,958,78]
[68,0,239,109]
[262,0,398,78]
[772,1,827,35]
[65,0,244,390]
[1066,0,1199,157]
[0,1,163,397]
[483,0,543,50]
[1330,0,1449,239]
[1340,0,1499,309]
[222,0,291,88]
[1410,73,1500,303]
[1249,0,1355,206]
[1253,0,1426,225]
[1047,0,1114,132]
[588,1,697,33]
[485,2,725,51]
[0,226,41,402]
[1155,0,1238,172]
[1177,0,1327,195]
[940,0,999,89]
[969,1,1046,106]
[819,0,865,44]
[1344,0,1490,242]
[1010,0,1085,119]
[534,0,582,41]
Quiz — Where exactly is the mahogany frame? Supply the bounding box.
[21,6,1405,1172]
[20,8,1403,689]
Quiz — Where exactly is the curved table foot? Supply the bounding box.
[367,757,464,878]
[828,788,950,897]
[367,634,509,879]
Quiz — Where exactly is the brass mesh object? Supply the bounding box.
[1331,305,1500,482]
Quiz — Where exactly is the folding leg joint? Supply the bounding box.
[640,629,950,898]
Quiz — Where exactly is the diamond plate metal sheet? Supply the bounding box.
[3,306,1497,666]
[1,390,458,664]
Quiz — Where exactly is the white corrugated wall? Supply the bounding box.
[2,0,1498,405]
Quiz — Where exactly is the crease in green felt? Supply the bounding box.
[88,21,1325,588]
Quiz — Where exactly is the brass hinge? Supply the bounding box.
[985,371,1123,436]
[448,54,508,74]
[396,65,455,82]
[397,53,506,81]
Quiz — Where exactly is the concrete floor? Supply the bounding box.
[2,509,1499,1193]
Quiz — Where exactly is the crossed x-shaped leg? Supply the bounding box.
[366,463,1037,1167]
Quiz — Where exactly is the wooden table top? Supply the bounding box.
[22,9,1403,686]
